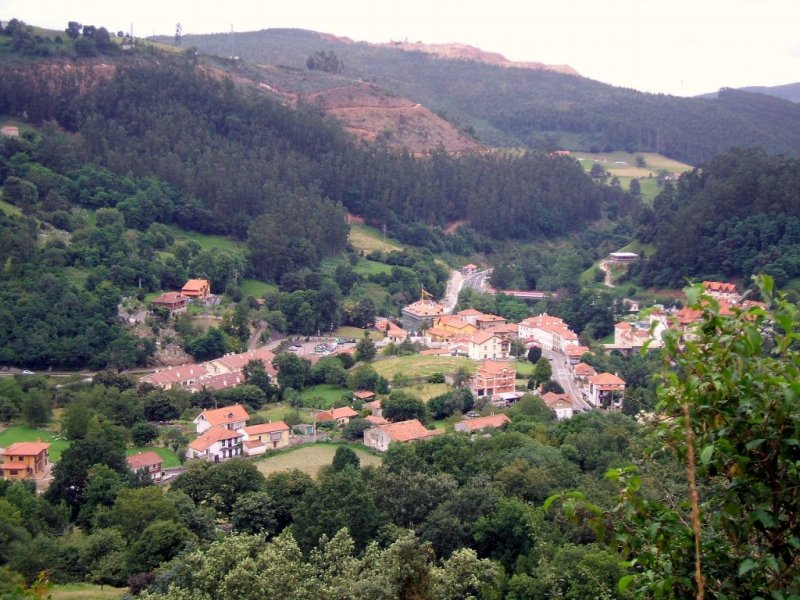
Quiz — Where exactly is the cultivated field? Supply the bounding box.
[255,444,382,478]
[348,222,403,253]
[50,583,125,600]
[371,355,475,380]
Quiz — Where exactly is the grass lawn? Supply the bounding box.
[166,225,244,253]
[514,361,535,378]
[239,278,277,298]
[353,259,393,276]
[255,443,382,479]
[348,223,403,253]
[333,325,385,341]
[0,426,70,462]
[0,198,22,216]
[393,382,451,402]
[299,384,350,409]
[50,583,126,600]
[126,446,181,468]
[257,403,314,424]
[371,355,475,380]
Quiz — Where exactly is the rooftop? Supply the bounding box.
[126,451,163,470]
[457,414,511,431]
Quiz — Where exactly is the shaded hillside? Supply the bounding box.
[700,82,800,104]
[174,28,800,164]
[634,148,800,288]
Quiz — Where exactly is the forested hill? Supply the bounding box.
[0,45,633,248]
[634,148,800,288]
[173,28,800,164]
[699,82,800,104]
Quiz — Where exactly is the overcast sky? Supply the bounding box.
[5,0,800,96]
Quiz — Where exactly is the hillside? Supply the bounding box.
[699,82,800,104]
[172,28,800,164]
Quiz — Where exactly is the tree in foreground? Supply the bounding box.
[551,277,800,598]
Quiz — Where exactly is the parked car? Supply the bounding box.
[21,370,34,375]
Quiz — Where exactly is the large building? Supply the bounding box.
[401,299,444,332]
[193,404,250,434]
[470,360,516,398]
[468,331,511,361]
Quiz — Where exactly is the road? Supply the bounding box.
[541,347,593,412]
[441,268,492,314]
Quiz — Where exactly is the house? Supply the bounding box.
[468,330,510,360]
[354,390,377,403]
[187,372,244,393]
[702,281,740,303]
[181,278,211,299]
[375,319,408,343]
[239,421,290,455]
[363,419,442,452]
[427,325,455,343]
[608,316,667,354]
[573,362,597,387]
[456,308,486,326]
[210,347,276,375]
[365,415,388,426]
[564,345,590,366]
[454,413,511,433]
[435,315,478,337]
[608,252,639,263]
[141,364,210,391]
[193,403,249,434]
[364,399,382,417]
[151,292,190,314]
[187,427,244,462]
[541,392,575,420]
[475,314,507,330]
[0,126,19,138]
[485,323,519,341]
[401,299,444,331]
[317,406,359,425]
[589,372,626,409]
[0,442,50,480]
[126,451,164,481]
[470,360,516,398]
[462,263,478,275]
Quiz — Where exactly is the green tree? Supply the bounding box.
[531,357,552,388]
[130,421,159,446]
[557,278,800,598]
[273,352,311,391]
[330,446,360,472]
[382,390,428,423]
[230,491,279,536]
[21,389,51,428]
[527,345,542,363]
[355,332,377,362]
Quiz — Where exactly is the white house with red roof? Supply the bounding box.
[141,364,210,391]
[470,360,516,398]
[589,372,626,409]
[187,427,244,462]
[454,413,511,433]
[468,330,510,360]
[193,404,250,434]
[541,392,576,420]
[126,451,164,481]
[363,419,442,452]
[702,281,740,303]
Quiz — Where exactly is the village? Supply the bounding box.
[0,270,758,486]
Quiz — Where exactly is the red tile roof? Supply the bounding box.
[703,281,737,293]
[574,363,597,377]
[366,415,388,425]
[472,330,502,345]
[152,292,189,305]
[477,360,515,375]
[590,372,626,386]
[197,404,249,427]
[189,372,244,392]
[354,390,376,400]
[143,364,209,386]
[188,427,243,452]
[126,451,162,470]
[242,421,289,435]
[182,279,209,292]
[3,442,50,456]
[317,407,359,421]
[379,419,442,442]
[457,308,485,317]
[216,347,275,371]
[457,414,511,431]
[541,392,573,407]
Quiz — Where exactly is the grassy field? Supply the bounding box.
[255,444,382,478]
[126,446,181,468]
[50,583,125,599]
[299,384,350,409]
[166,225,244,252]
[333,325,385,341]
[257,403,314,424]
[239,278,277,298]
[514,360,535,378]
[392,382,451,401]
[348,223,403,253]
[353,259,394,276]
[0,426,70,462]
[372,355,475,380]
[0,198,22,216]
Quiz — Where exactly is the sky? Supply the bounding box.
[4,0,800,97]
